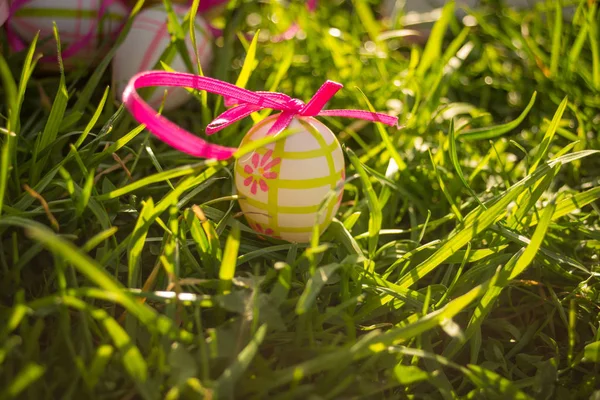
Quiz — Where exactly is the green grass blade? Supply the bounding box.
[0,55,16,217]
[529,96,568,173]
[392,150,599,291]
[86,344,114,390]
[235,30,259,89]
[5,220,178,336]
[459,92,536,141]
[351,0,381,44]
[96,163,215,201]
[396,180,523,289]
[584,341,600,362]
[346,147,381,258]
[527,186,600,227]
[550,0,562,77]
[90,306,148,383]
[509,164,559,228]
[219,221,240,295]
[31,24,69,185]
[0,363,45,400]
[355,88,407,172]
[428,149,463,222]
[416,1,454,77]
[445,200,556,358]
[214,324,267,399]
[0,32,39,214]
[82,227,119,253]
[449,119,485,208]
[296,263,342,315]
[74,86,109,149]
[588,3,600,88]
[128,199,155,288]
[465,364,533,400]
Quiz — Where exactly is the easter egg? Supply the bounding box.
[113,4,213,111]
[0,0,8,28]
[234,115,345,243]
[7,0,128,67]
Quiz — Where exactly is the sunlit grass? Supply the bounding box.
[1,0,599,399]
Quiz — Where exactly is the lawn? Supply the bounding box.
[1,0,600,399]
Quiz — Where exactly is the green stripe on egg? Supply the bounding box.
[235,114,345,243]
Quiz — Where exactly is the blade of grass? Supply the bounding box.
[346,147,381,258]
[296,263,342,315]
[0,37,37,215]
[444,200,556,358]
[428,149,463,222]
[395,151,596,291]
[449,119,485,208]
[0,363,45,400]
[459,92,537,141]
[31,24,69,185]
[416,1,455,77]
[128,199,155,289]
[529,96,568,173]
[355,88,407,172]
[219,221,240,295]
[214,324,267,399]
[82,227,119,253]
[527,186,600,226]
[550,0,562,77]
[235,30,259,89]
[0,218,181,337]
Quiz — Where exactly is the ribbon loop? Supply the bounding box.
[123,71,398,161]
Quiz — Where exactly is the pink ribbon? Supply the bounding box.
[123,70,398,160]
[5,0,125,62]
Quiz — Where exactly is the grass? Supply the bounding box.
[1,0,600,398]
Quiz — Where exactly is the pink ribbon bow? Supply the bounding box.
[123,70,398,160]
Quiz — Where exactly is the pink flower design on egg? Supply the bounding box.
[243,150,281,195]
[251,222,281,240]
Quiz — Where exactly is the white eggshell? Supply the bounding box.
[112,5,213,111]
[7,0,128,62]
[0,0,8,28]
[234,115,345,243]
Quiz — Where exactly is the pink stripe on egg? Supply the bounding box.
[137,22,169,72]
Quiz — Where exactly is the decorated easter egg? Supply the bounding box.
[7,0,128,66]
[0,0,8,28]
[113,4,213,111]
[234,115,345,243]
